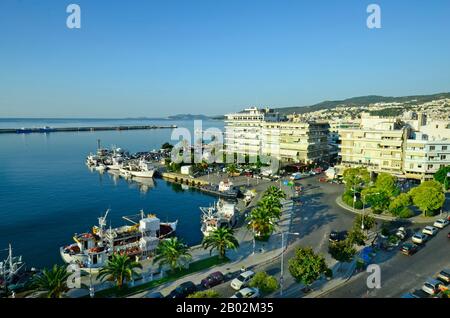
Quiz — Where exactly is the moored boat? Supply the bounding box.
[60,210,177,270]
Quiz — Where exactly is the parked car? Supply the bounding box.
[168,281,198,298]
[144,291,164,298]
[411,289,430,298]
[400,242,419,256]
[422,279,442,295]
[329,230,348,243]
[395,227,407,240]
[290,173,302,180]
[401,292,419,298]
[422,226,438,236]
[437,269,450,284]
[433,218,450,229]
[201,271,224,289]
[412,232,429,244]
[230,270,255,290]
[230,287,260,299]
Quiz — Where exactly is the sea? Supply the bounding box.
[0,118,224,269]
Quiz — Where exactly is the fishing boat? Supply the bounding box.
[60,210,177,270]
[119,159,155,178]
[200,200,237,237]
[0,244,37,292]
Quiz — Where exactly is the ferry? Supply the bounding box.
[60,210,177,270]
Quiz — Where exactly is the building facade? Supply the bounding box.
[224,108,330,165]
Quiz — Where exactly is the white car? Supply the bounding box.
[230,287,260,299]
[230,271,255,290]
[395,227,407,240]
[412,232,429,244]
[422,226,438,236]
[421,279,442,295]
[290,173,302,180]
[433,218,449,229]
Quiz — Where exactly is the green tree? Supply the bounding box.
[361,187,390,214]
[161,142,174,150]
[247,206,276,240]
[264,186,286,200]
[434,166,450,190]
[31,264,71,298]
[374,173,399,197]
[153,237,192,272]
[226,164,239,176]
[187,290,220,298]
[257,195,282,220]
[343,167,370,192]
[353,214,376,232]
[288,247,330,286]
[249,271,279,294]
[389,193,412,216]
[202,227,239,260]
[347,228,366,246]
[410,181,445,217]
[98,254,143,289]
[328,240,357,262]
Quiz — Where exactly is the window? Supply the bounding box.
[430,146,435,151]
[441,155,446,160]
[443,146,448,151]
[428,164,434,169]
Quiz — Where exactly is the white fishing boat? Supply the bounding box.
[60,210,177,270]
[120,159,155,178]
[200,200,237,237]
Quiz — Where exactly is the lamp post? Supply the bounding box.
[280,231,300,297]
[87,258,94,298]
[361,192,380,231]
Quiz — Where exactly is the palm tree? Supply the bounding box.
[246,206,276,240]
[226,164,238,177]
[258,195,282,220]
[32,264,71,298]
[202,227,239,259]
[264,186,286,200]
[98,254,142,289]
[153,237,192,272]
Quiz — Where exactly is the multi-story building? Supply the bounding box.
[224,108,330,165]
[404,132,450,180]
[339,126,408,178]
[337,112,450,181]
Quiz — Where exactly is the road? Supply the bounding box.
[211,175,356,297]
[321,227,450,298]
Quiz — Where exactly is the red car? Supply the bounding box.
[201,271,225,289]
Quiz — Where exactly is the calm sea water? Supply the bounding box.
[0,119,224,268]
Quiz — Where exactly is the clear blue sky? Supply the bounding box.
[0,0,449,118]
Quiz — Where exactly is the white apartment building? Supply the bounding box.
[338,112,450,181]
[224,108,330,165]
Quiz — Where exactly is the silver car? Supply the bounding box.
[412,232,428,244]
[421,279,442,295]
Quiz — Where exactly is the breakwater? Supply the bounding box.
[0,125,177,134]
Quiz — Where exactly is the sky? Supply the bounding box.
[0,0,449,118]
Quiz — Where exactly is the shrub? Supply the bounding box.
[328,240,356,262]
[397,207,415,218]
[249,271,279,294]
[187,290,220,298]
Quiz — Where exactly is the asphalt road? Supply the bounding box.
[321,226,450,298]
[211,175,357,298]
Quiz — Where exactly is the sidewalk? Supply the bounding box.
[336,196,447,224]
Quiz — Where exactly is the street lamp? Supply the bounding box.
[87,257,95,298]
[361,192,380,231]
[280,231,300,297]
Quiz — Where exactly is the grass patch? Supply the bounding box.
[92,255,228,298]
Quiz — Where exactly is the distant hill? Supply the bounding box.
[273,92,450,115]
[167,114,213,120]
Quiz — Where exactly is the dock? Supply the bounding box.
[0,125,177,134]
